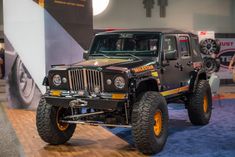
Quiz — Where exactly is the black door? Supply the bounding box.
[177,35,194,87]
[160,35,181,91]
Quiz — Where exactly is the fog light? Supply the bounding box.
[94,86,101,93]
[106,79,112,85]
[78,90,85,96]
[62,77,67,83]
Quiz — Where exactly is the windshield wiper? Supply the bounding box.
[90,53,110,58]
[115,53,141,60]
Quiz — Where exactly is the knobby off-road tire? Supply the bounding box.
[36,98,76,145]
[132,92,168,155]
[188,80,212,125]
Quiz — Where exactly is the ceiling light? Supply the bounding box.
[92,0,110,16]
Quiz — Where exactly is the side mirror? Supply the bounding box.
[83,51,89,60]
[165,50,177,60]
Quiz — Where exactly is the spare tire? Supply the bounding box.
[200,39,220,55]
[203,57,220,74]
[214,58,221,72]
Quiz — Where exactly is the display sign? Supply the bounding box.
[198,31,215,42]
[216,38,235,79]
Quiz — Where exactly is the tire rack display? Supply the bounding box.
[200,38,220,55]
[200,38,221,74]
[203,57,220,74]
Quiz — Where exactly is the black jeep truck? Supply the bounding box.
[36,29,212,155]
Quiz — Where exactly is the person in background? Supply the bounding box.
[0,41,4,79]
[228,54,235,83]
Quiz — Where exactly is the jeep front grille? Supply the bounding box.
[68,69,104,92]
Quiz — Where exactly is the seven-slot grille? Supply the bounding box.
[68,69,104,92]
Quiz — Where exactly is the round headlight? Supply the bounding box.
[53,74,61,86]
[114,76,125,89]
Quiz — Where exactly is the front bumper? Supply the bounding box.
[44,95,127,110]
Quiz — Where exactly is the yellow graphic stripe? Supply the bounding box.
[132,65,154,73]
[38,0,45,7]
[161,86,189,96]
[152,71,158,77]
[54,0,85,7]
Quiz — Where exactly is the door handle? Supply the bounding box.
[175,62,183,71]
[175,62,182,68]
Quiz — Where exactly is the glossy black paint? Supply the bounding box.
[43,29,208,127]
[46,29,205,99]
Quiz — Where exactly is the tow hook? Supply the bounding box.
[69,99,88,107]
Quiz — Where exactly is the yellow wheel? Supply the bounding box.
[154,110,162,136]
[36,98,76,145]
[187,80,212,125]
[203,95,208,113]
[132,91,168,154]
[56,107,69,131]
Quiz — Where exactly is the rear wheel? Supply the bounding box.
[36,98,76,144]
[132,91,168,154]
[187,80,212,125]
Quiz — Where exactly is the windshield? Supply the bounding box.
[90,33,160,57]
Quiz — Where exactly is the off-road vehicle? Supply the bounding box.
[36,29,212,154]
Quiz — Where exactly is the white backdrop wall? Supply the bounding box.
[4,0,46,93]
[94,0,235,33]
[0,0,3,31]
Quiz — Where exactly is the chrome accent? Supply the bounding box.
[69,69,104,92]
[68,71,73,89]
[83,69,88,90]
[101,73,104,90]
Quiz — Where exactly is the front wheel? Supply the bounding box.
[132,92,168,155]
[36,98,76,145]
[187,80,212,125]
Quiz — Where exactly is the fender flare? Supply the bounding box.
[189,69,207,93]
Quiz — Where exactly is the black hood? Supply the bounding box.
[51,57,158,73]
[73,57,157,70]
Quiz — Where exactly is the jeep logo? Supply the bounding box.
[217,49,235,68]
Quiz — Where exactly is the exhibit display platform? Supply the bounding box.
[0,88,234,157]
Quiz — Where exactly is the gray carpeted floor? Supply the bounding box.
[0,103,24,157]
